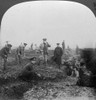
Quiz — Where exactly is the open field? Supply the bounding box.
[0,49,96,100]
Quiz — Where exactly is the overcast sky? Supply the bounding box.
[1,1,96,49]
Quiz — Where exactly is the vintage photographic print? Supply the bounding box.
[0,0,96,100]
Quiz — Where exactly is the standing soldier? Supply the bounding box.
[5,41,9,47]
[31,43,33,51]
[0,44,12,71]
[62,40,65,54]
[22,43,27,57]
[76,45,79,55]
[54,43,63,69]
[41,38,51,65]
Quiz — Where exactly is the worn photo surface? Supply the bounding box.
[0,0,96,100]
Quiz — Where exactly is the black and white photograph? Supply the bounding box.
[0,0,96,100]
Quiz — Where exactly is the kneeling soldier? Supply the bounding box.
[18,57,41,82]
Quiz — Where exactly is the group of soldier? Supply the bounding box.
[0,38,90,87]
[0,38,65,72]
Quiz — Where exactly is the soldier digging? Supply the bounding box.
[18,57,41,82]
[0,44,12,71]
[16,45,22,64]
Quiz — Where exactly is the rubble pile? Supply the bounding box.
[24,77,96,100]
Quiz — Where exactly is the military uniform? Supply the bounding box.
[0,44,12,70]
[16,46,22,64]
[18,57,41,81]
[54,43,63,68]
[41,38,50,64]
[62,40,65,54]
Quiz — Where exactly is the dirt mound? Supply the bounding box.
[24,77,96,100]
[32,65,66,79]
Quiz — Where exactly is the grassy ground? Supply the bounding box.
[0,50,95,100]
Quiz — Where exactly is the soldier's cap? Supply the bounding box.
[57,43,60,45]
[43,38,47,41]
[29,57,36,61]
[24,43,27,45]
[7,44,12,47]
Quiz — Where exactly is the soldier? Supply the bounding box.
[0,44,12,71]
[53,43,63,69]
[62,40,65,54]
[31,43,33,50]
[16,46,22,64]
[22,43,27,57]
[41,38,51,65]
[5,41,9,47]
[76,45,79,55]
[18,57,41,81]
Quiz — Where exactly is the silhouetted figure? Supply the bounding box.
[77,61,92,87]
[31,43,33,50]
[62,40,65,54]
[53,43,63,69]
[76,45,79,55]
